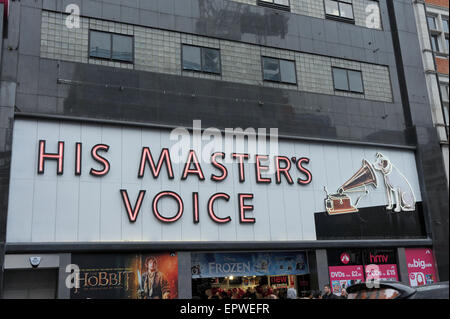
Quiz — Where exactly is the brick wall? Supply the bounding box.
[425,0,449,8]
[40,11,393,103]
[436,57,449,75]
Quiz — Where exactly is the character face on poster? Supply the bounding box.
[71,253,178,299]
[138,256,172,299]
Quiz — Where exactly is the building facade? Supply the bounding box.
[413,0,449,187]
[0,0,448,298]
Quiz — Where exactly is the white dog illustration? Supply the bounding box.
[373,153,416,212]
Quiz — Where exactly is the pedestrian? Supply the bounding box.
[340,288,348,299]
[287,288,298,299]
[322,284,337,299]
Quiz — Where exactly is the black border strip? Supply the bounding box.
[14,112,417,151]
[5,239,432,253]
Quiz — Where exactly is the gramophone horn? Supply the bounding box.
[339,159,378,193]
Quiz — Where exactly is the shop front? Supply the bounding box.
[3,118,433,298]
[191,251,313,299]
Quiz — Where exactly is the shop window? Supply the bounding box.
[257,0,290,12]
[262,57,297,85]
[89,30,133,63]
[324,0,354,23]
[332,67,364,93]
[182,45,221,75]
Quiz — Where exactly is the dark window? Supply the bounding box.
[89,31,110,59]
[182,45,221,75]
[89,30,133,63]
[446,36,449,51]
[325,0,354,21]
[258,0,290,11]
[443,19,449,33]
[430,34,440,52]
[332,67,364,93]
[427,16,437,30]
[112,34,133,62]
[262,57,297,84]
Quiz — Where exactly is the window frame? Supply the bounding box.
[427,15,438,31]
[261,56,298,85]
[442,18,449,34]
[181,44,222,76]
[331,67,365,94]
[257,0,291,12]
[430,33,440,52]
[88,29,134,64]
[324,0,355,24]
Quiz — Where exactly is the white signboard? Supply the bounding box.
[6,119,422,243]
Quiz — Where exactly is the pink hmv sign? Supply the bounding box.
[405,248,438,287]
[365,264,398,281]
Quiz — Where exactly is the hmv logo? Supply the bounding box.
[369,253,388,263]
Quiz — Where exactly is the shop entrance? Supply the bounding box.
[191,251,314,299]
[3,269,58,299]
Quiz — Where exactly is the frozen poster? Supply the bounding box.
[191,252,309,278]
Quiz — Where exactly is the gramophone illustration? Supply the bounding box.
[324,159,378,215]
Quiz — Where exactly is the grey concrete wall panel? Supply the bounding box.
[177,252,192,299]
[57,253,71,299]
[315,249,329,291]
[4,254,60,269]
[396,247,409,285]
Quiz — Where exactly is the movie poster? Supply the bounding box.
[70,253,178,299]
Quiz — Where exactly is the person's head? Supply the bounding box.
[323,285,331,295]
[287,288,297,299]
[341,288,348,296]
[145,257,158,272]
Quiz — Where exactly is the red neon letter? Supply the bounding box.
[90,144,110,176]
[239,193,255,224]
[152,191,184,223]
[120,190,146,223]
[255,155,271,184]
[75,142,82,176]
[297,157,312,185]
[207,193,231,224]
[193,192,199,224]
[38,140,64,175]
[275,156,293,184]
[232,153,249,183]
[211,152,228,182]
[138,147,174,179]
[182,150,205,180]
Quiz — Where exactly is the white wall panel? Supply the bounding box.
[7,119,423,243]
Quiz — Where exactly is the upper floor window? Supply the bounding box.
[325,0,354,22]
[89,30,133,63]
[442,19,449,33]
[430,34,440,52]
[182,45,221,75]
[427,16,438,31]
[262,57,297,85]
[441,84,449,103]
[332,67,364,93]
[257,0,290,11]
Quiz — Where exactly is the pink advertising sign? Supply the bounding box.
[365,264,399,281]
[405,248,438,287]
[328,265,364,295]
